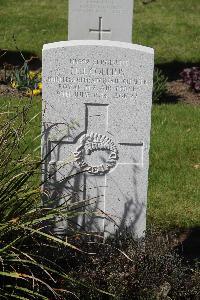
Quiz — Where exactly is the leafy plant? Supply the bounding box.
[11,62,42,96]
[153,68,168,103]
[180,67,200,92]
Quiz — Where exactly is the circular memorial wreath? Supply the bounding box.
[74,132,119,175]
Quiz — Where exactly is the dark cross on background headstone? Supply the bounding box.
[89,17,111,40]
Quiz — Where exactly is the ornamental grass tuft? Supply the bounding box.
[0,100,109,299]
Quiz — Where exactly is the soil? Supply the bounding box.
[0,68,30,98]
[167,80,200,106]
[0,81,26,98]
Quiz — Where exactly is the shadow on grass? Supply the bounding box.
[156,61,200,82]
[158,92,180,105]
[0,49,41,70]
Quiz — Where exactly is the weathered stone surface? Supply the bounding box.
[68,0,134,42]
[42,40,154,238]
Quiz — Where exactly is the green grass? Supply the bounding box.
[0,97,41,155]
[133,0,200,64]
[0,97,41,189]
[148,104,200,229]
[0,0,199,64]
[1,97,199,229]
[0,0,67,55]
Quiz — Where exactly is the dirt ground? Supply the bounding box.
[167,80,200,106]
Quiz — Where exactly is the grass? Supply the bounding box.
[133,0,200,64]
[0,97,41,188]
[0,0,199,65]
[0,97,41,156]
[148,103,200,229]
[0,0,67,56]
[1,97,199,230]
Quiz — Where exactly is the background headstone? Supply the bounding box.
[42,40,154,238]
[68,0,134,42]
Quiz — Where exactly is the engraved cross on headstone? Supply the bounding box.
[48,103,143,235]
[89,17,111,40]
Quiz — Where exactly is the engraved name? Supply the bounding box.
[46,57,149,100]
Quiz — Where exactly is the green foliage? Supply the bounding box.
[153,68,168,103]
[0,100,99,299]
[11,61,42,95]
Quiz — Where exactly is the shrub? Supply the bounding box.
[153,68,168,103]
[180,67,200,92]
[66,230,200,299]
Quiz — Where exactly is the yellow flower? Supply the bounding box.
[28,71,36,80]
[11,81,18,89]
[33,88,41,96]
[38,82,42,90]
[26,88,33,96]
[26,88,41,96]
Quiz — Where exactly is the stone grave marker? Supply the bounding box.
[42,40,154,238]
[68,0,134,42]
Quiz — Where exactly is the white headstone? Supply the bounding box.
[68,0,134,42]
[42,40,154,238]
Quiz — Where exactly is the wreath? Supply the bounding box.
[74,132,119,175]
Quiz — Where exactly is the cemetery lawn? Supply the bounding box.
[0,97,41,155]
[148,104,200,229]
[0,0,199,65]
[0,97,199,230]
